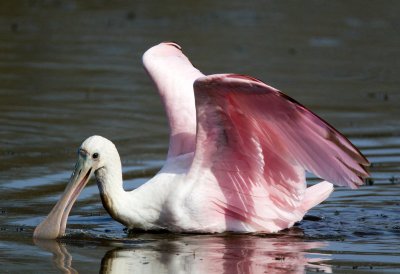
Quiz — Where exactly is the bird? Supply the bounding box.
[33,42,369,239]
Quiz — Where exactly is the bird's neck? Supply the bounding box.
[95,160,132,227]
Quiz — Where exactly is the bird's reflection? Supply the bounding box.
[33,238,78,274]
[34,231,332,274]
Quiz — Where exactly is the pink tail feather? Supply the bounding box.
[301,181,334,211]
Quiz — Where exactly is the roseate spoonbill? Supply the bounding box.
[33,42,369,239]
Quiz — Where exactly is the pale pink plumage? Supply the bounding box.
[143,42,369,233]
[34,42,369,239]
[143,42,202,158]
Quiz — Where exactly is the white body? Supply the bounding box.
[33,42,369,239]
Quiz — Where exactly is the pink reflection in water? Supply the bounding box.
[35,233,331,273]
[101,234,331,273]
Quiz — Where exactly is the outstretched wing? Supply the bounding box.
[142,42,204,158]
[193,74,369,188]
[186,74,369,232]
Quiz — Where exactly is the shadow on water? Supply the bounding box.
[34,232,332,274]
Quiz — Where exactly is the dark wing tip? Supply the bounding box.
[162,41,182,50]
[224,74,264,84]
[194,73,279,95]
[196,73,266,85]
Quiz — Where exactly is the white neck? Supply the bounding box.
[95,156,159,229]
[93,150,193,231]
[95,159,126,224]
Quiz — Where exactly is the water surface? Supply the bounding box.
[1,1,400,273]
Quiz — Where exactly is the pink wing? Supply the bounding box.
[188,74,369,231]
[193,74,369,188]
[143,43,369,232]
[143,42,204,158]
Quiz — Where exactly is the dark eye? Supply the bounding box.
[92,153,99,159]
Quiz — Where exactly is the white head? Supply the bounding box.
[33,135,120,239]
[79,135,120,172]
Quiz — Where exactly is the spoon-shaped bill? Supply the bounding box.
[33,156,92,239]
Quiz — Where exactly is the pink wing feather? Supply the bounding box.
[143,43,369,232]
[193,74,369,189]
[187,74,369,232]
[143,42,204,158]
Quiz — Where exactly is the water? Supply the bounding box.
[1,1,400,273]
